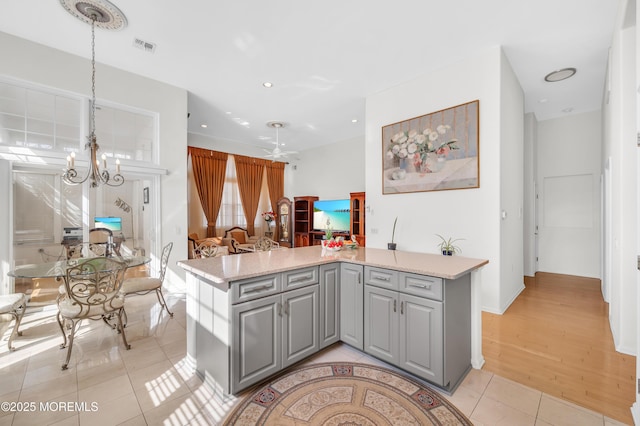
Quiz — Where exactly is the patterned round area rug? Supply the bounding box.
[224,362,472,425]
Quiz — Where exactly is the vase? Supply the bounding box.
[399,157,408,171]
[422,153,446,173]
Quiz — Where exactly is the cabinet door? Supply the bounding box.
[319,264,340,348]
[282,285,319,368]
[364,285,398,365]
[340,263,363,350]
[232,294,281,393]
[399,293,444,385]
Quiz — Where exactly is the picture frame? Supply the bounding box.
[143,187,149,204]
[382,100,479,194]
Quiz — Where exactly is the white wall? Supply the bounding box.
[523,113,537,276]
[0,32,189,290]
[288,136,365,200]
[536,111,602,279]
[365,46,522,314]
[499,51,525,310]
[603,0,637,356]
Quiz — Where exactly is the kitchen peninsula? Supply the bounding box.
[178,245,487,397]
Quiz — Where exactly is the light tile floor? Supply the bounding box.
[0,292,631,425]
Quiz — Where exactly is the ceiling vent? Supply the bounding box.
[133,38,156,53]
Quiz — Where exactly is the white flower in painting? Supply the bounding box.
[408,130,418,139]
[429,131,439,141]
[423,128,432,136]
[386,150,395,160]
[408,143,417,154]
[392,132,408,145]
[398,148,408,158]
[437,124,451,134]
[391,144,400,154]
[415,134,427,144]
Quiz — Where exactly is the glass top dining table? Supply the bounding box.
[8,255,151,279]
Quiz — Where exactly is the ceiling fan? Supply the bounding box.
[263,122,297,160]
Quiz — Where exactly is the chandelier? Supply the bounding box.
[60,0,127,188]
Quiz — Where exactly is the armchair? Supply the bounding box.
[223,227,259,254]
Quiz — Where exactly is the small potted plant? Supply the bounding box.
[388,217,398,250]
[436,234,463,256]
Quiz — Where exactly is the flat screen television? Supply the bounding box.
[94,216,122,232]
[312,199,350,232]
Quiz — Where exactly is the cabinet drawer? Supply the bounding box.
[399,273,443,301]
[283,266,318,290]
[232,274,281,304]
[365,266,398,290]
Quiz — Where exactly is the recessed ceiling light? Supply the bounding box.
[351,119,358,123]
[263,82,273,88]
[200,124,208,128]
[544,68,577,82]
[562,107,574,113]
[538,98,548,104]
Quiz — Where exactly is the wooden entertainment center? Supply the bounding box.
[293,193,365,247]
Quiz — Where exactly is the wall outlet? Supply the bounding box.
[370,228,378,234]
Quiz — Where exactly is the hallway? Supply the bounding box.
[482,272,636,424]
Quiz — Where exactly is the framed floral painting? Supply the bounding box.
[382,100,479,194]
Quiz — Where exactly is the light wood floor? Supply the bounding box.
[482,272,636,424]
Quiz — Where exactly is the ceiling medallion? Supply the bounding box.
[59,0,128,30]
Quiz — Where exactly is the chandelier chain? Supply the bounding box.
[90,14,96,139]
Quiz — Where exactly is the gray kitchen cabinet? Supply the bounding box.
[319,264,340,349]
[282,284,319,367]
[364,285,398,364]
[398,292,443,383]
[232,293,281,392]
[364,266,469,391]
[231,267,319,393]
[340,263,363,350]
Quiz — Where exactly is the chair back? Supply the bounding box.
[89,228,115,257]
[61,257,127,316]
[158,242,173,283]
[254,236,279,252]
[193,242,219,258]
[66,242,114,259]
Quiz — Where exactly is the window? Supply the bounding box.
[0,82,81,151]
[217,159,246,231]
[13,170,82,244]
[0,79,157,165]
[95,104,155,163]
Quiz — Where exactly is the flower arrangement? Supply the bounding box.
[261,211,276,228]
[386,124,459,172]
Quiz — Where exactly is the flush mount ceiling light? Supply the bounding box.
[60,0,126,187]
[544,67,577,83]
[263,82,273,88]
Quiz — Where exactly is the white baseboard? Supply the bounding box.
[632,402,639,425]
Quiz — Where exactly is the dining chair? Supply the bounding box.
[0,293,28,351]
[193,242,221,258]
[121,242,173,320]
[56,257,129,370]
[89,227,117,257]
[253,236,280,252]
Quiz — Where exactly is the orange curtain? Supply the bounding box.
[188,147,228,237]
[234,155,267,235]
[266,161,285,241]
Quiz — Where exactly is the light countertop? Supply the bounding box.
[177,245,488,290]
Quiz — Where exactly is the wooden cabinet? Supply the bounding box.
[293,196,318,247]
[276,197,293,247]
[363,266,469,391]
[339,263,363,350]
[319,264,340,349]
[350,192,366,246]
